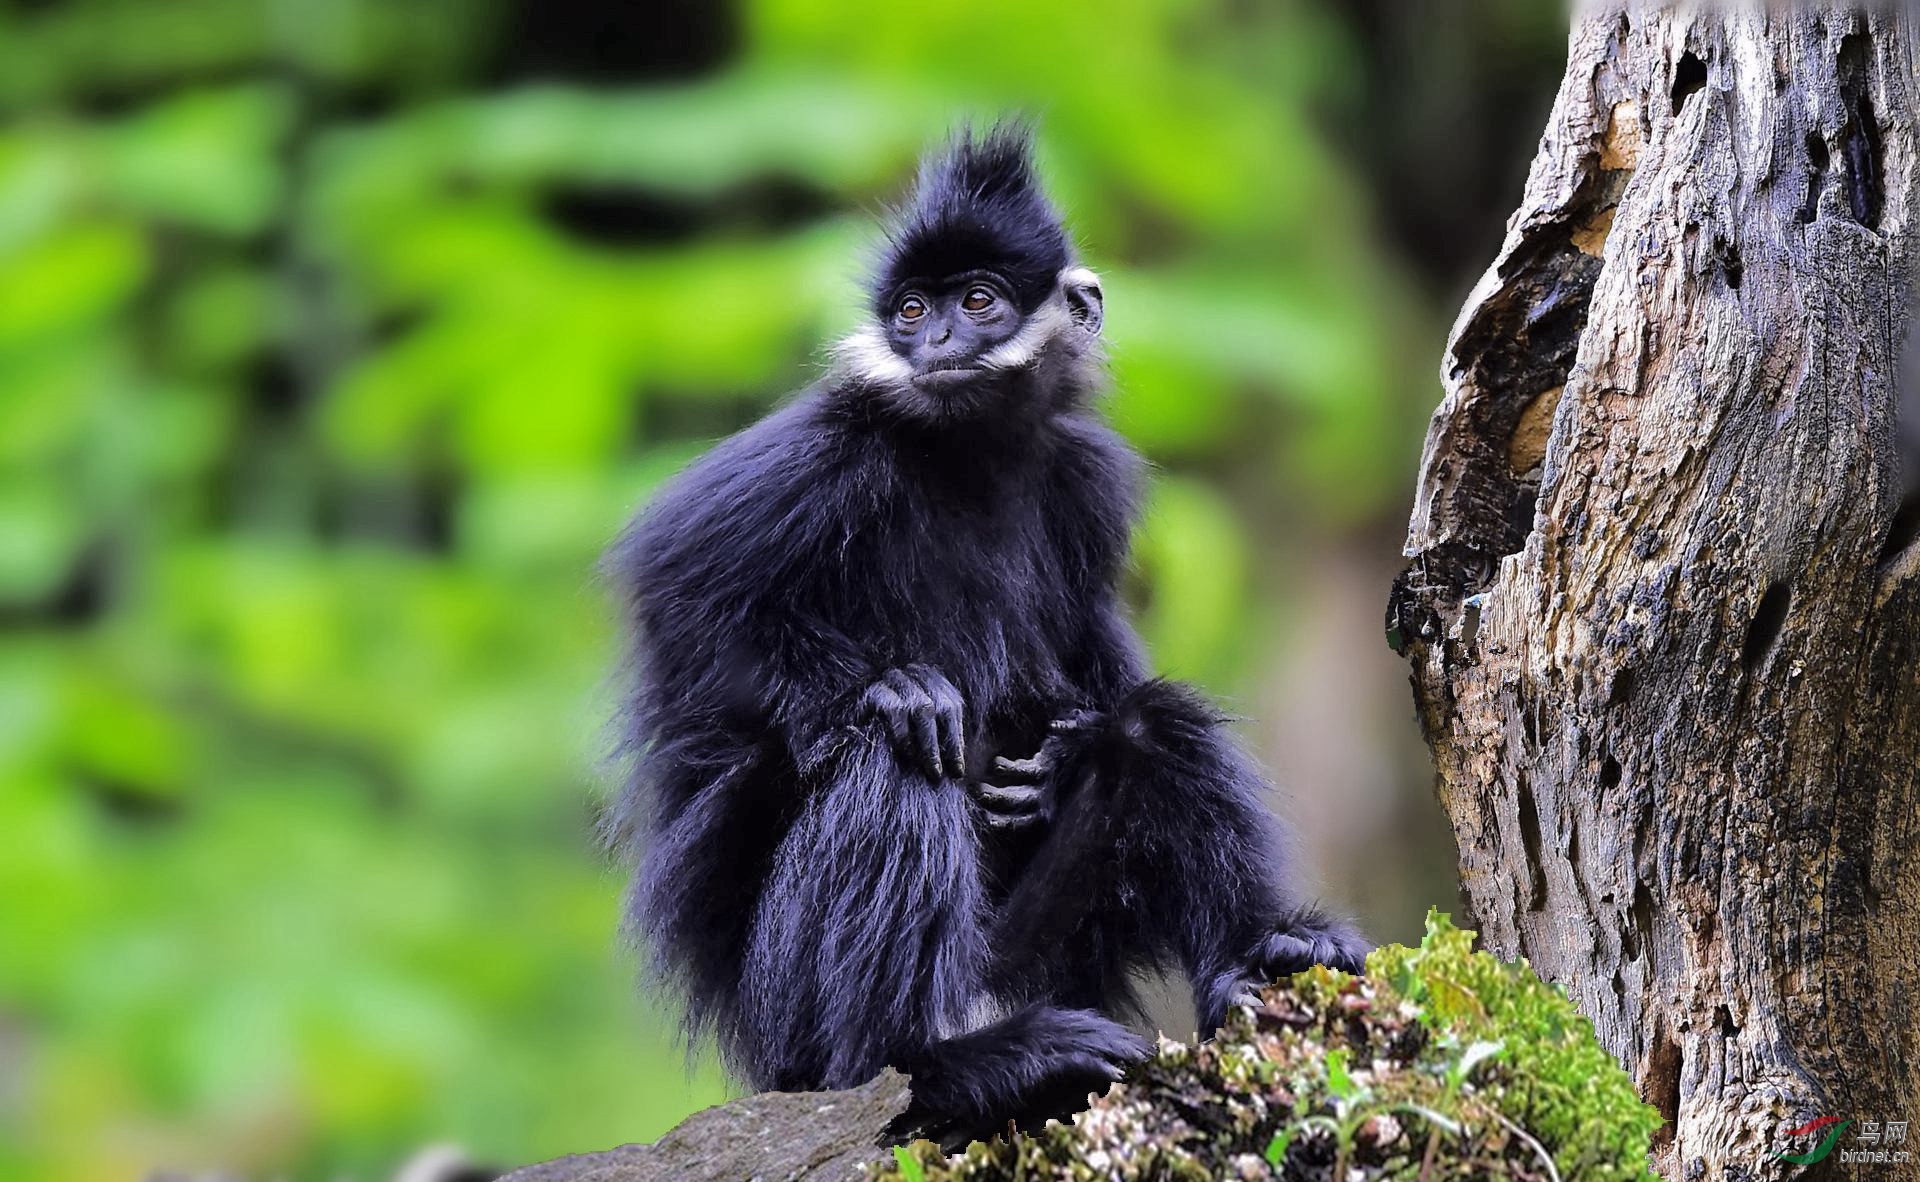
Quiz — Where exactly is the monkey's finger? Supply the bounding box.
[902,666,968,775]
[880,670,943,776]
[972,782,1043,811]
[937,705,966,777]
[908,702,945,779]
[867,684,912,752]
[1048,709,1101,735]
[991,756,1046,784]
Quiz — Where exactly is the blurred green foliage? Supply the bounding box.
[0,1,1548,1178]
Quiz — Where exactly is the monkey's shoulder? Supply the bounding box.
[614,392,874,585]
[1033,412,1146,564]
[1044,412,1144,503]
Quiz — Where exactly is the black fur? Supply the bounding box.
[606,124,1367,1145]
[873,122,1073,315]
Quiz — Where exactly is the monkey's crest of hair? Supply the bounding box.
[874,122,1075,315]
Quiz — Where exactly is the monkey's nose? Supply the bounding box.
[929,323,952,346]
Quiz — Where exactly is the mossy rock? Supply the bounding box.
[876,912,1661,1182]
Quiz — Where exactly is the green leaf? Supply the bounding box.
[1325,1047,1357,1100]
[1263,1130,1292,1165]
[0,221,146,345]
[891,1145,928,1181]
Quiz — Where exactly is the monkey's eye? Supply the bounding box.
[962,287,996,313]
[898,295,928,322]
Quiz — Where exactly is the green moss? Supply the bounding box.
[874,912,1661,1181]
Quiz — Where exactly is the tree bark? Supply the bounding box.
[1389,6,1920,1179]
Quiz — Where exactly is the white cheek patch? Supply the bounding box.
[980,298,1071,371]
[830,325,913,385]
[1060,265,1102,293]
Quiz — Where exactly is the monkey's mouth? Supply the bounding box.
[913,362,984,390]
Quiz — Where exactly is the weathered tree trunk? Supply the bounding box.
[1390,6,1920,1178]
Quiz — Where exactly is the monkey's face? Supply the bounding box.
[831,266,1104,426]
[883,271,1028,393]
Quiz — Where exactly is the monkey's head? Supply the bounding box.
[833,123,1105,423]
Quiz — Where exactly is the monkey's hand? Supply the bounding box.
[967,711,1096,833]
[968,761,1050,834]
[860,665,967,780]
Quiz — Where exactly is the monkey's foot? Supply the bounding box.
[890,1006,1149,1149]
[1199,916,1372,1032]
[860,665,967,780]
[1253,916,1371,979]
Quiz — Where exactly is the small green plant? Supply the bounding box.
[1369,913,1662,1179]
[873,911,1661,1181]
[891,1145,928,1181]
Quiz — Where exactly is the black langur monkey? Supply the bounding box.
[605,124,1367,1142]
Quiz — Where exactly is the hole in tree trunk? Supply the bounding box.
[1626,880,1654,962]
[1740,582,1792,675]
[1801,132,1830,224]
[1716,236,1743,289]
[1876,493,1920,567]
[1517,788,1548,910]
[1645,1027,1684,1153]
[1396,29,1639,661]
[1670,51,1708,116]
[1838,33,1884,228]
[1608,667,1635,708]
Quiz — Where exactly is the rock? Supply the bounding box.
[500,1070,913,1182]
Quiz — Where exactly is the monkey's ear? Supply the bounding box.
[1062,268,1104,335]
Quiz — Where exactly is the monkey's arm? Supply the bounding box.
[613,398,960,774]
[1014,594,1369,1027]
[732,719,990,1090]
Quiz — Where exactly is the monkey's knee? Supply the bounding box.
[1111,679,1220,749]
[1063,681,1261,826]
[1060,680,1231,782]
